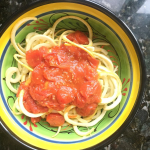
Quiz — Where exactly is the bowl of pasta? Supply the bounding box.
[0,0,146,149]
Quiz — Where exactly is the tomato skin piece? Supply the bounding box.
[44,53,58,66]
[67,32,75,41]
[25,95,48,113]
[44,52,68,67]
[74,93,86,108]
[46,113,65,127]
[26,50,43,68]
[67,31,89,45]
[31,117,41,124]
[74,31,89,45]
[51,46,60,53]
[66,32,79,44]
[39,46,49,56]
[29,84,47,101]
[87,94,101,104]
[76,103,97,117]
[80,80,101,99]
[84,65,99,81]
[43,67,62,81]
[31,63,46,84]
[46,100,65,111]
[26,46,49,68]
[57,86,75,104]
[29,82,57,101]
[57,52,68,64]
[66,46,81,59]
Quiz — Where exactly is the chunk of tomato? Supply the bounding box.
[26,46,49,68]
[57,86,75,104]
[31,63,46,84]
[76,103,97,117]
[51,45,67,53]
[67,31,89,45]
[66,32,79,44]
[39,46,49,56]
[25,95,48,113]
[84,65,99,81]
[43,67,62,81]
[74,31,89,45]
[46,113,65,127]
[44,53,58,66]
[73,93,86,108]
[80,80,101,99]
[26,50,43,68]
[31,117,41,124]
[44,52,68,67]
[46,99,65,111]
[29,84,49,101]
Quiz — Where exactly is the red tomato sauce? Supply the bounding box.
[17,31,101,125]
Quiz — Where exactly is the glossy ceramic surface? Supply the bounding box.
[0,1,145,149]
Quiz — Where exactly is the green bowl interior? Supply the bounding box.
[1,11,131,141]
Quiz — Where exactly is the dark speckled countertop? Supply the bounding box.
[0,0,150,150]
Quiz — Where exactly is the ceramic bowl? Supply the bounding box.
[0,0,146,149]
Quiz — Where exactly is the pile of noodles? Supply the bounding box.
[6,16,122,137]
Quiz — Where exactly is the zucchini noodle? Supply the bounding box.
[6,67,21,93]
[11,17,37,56]
[51,126,61,138]
[26,34,56,51]
[6,16,122,137]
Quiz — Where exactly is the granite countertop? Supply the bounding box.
[0,0,150,150]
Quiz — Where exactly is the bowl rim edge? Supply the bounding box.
[0,0,147,149]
